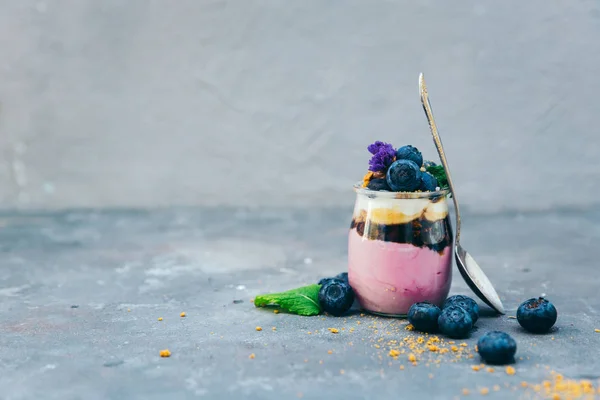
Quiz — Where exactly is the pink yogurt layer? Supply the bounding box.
[348,229,452,315]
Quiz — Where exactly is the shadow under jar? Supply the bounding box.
[348,184,453,317]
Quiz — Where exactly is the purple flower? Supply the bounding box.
[368,143,396,172]
[367,141,393,155]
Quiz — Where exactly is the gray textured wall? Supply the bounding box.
[1,0,599,212]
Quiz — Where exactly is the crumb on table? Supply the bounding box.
[159,349,171,358]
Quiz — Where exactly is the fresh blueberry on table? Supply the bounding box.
[477,331,517,365]
[408,302,442,333]
[318,272,349,286]
[386,159,422,192]
[438,305,473,338]
[516,297,557,333]
[443,295,480,323]
[395,145,423,167]
[419,172,439,192]
[334,272,349,283]
[318,277,336,286]
[318,280,354,317]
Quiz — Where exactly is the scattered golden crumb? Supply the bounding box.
[428,345,439,352]
[472,365,481,371]
[451,345,459,352]
[157,317,163,321]
[249,299,254,303]
[408,354,417,362]
[487,367,495,373]
[273,309,279,314]
[327,350,333,355]
[595,328,600,333]
[428,374,434,379]
[508,316,517,319]
[521,382,528,387]
[551,394,560,400]
[399,365,405,370]
[340,369,345,375]
[493,385,500,392]
[127,309,131,312]
[462,388,470,395]
[460,343,467,347]
[328,328,339,334]
[180,312,186,317]
[159,349,171,358]
[307,331,312,335]
[249,353,255,359]
[389,349,400,358]
[405,324,414,331]
[480,387,489,395]
[255,326,262,331]
[272,327,276,331]
[506,366,516,375]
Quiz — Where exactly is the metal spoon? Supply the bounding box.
[418,73,505,314]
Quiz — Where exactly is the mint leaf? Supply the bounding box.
[425,165,449,191]
[254,284,322,316]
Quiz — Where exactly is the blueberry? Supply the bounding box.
[477,331,517,365]
[419,173,439,192]
[438,305,473,338]
[396,145,423,167]
[443,295,480,324]
[318,280,354,316]
[516,297,557,333]
[386,160,422,192]
[367,178,391,191]
[317,277,338,286]
[334,272,349,283]
[318,272,348,286]
[408,302,442,333]
[423,160,437,168]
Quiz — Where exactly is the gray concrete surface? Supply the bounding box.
[1,207,599,399]
[1,0,600,211]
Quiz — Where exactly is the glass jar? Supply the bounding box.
[348,183,453,317]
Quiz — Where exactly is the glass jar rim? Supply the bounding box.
[353,182,450,199]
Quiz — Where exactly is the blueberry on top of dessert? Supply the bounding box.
[386,159,422,192]
[362,141,447,192]
[396,145,423,167]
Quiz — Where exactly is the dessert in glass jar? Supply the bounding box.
[348,141,453,317]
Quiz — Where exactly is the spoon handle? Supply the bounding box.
[418,73,462,242]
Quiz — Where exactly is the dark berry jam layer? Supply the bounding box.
[350,215,452,253]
